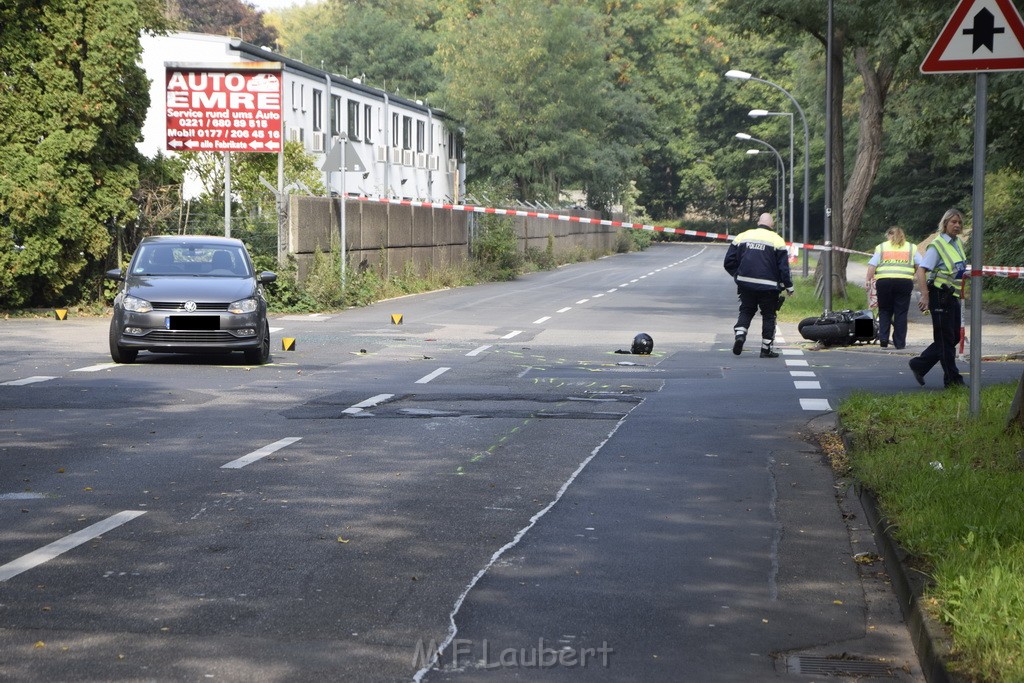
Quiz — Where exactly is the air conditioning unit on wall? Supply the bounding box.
[427,155,440,171]
[375,146,387,163]
[416,152,427,168]
[402,149,414,166]
[390,147,402,163]
[447,158,458,173]
[311,132,325,152]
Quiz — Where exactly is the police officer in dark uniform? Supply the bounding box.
[908,208,968,388]
[724,213,794,358]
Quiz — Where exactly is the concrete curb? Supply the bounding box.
[856,485,965,683]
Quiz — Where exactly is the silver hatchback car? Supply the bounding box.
[106,235,276,364]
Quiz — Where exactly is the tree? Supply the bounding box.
[282,0,441,98]
[434,0,642,208]
[166,0,279,48]
[0,0,167,308]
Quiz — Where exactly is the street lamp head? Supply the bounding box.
[734,132,752,140]
[748,109,769,117]
[725,69,752,80]
[746,149,760,155]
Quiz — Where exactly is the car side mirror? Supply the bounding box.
[259,271,277,284]
[105,268,123,281]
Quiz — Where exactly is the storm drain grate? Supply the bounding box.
[788,655,899,678]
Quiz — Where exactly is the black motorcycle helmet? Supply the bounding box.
[631,333,653,355]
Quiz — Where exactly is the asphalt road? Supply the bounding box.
[5,243,1018,681]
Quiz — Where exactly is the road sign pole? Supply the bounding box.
[340,134,347,291]
[970,73,986,417]
[224,152,231,238]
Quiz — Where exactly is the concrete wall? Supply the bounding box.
[288,196,619,281]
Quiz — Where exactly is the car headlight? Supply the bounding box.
[123,295,153,313]
[228,298,257,314]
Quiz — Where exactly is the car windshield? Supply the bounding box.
[131,244,252,277]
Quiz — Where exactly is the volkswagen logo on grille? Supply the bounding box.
[183,300,197,312]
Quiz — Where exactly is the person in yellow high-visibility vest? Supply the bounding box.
[909,209,968,389]
[865,226,920,349]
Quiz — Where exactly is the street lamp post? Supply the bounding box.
[736,133,786,230]
[749,109,794,248]
[726,70,810,277]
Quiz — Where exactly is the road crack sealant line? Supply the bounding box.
[351,195,1023,275]
[411,400,645,682]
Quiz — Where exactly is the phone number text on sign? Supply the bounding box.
[165,66,283,153]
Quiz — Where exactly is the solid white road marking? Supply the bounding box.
[501,331,523,339]
[466,345,491,357]
[342,394,395,415]
[416,367,451,384]
[221,437,303,469]
[533,316,551,324]
[794,381,821,390]
[72,364,117,372]
[0,511,147,582]
[800,398,832,411]
[1,376,56,386]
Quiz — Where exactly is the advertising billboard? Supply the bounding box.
[165,62,283,153]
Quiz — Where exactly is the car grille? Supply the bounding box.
[151,302,229,312]
[143,330,238,343]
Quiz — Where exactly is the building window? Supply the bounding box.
[312,89,322,132]
[392,113,399,147]
[416,120,425,152]
[300,84,306,112]
[402,115,412,150]
[331,95,342,137]
[347,100,360,140]
[364,104,373,142]
[291,82,298,110]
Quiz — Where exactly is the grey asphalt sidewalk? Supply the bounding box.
[818,260,1024,359]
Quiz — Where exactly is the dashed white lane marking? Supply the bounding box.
[466,345,491,357]
[533,316,551,324]
[800,398,832,411]
[342,393,395,415]
[221,436,303,469]
[592,293,605,298]
[794,381,821,390]
[501,330,522,339]
[269,326,284,333]
[556,307,572,313]
[1,376,56,386]
[72,364,117,372]
[576,299,589,304]
[785,359,810,367]
[416,367,451,384]
[781,349,803,356]
[619,283,630,287]
[606,288,618,293]
[0,510,147,582]
[790,371,816,377]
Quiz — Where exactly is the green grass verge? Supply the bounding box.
[839,384,1024,680]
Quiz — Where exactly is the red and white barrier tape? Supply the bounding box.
[349,195,1021,274]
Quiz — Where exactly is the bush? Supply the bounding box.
[472,214,522,280]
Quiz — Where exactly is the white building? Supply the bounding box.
[138,31,465,202]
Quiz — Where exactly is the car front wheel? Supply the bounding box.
[109,321,138,364]
[243,321,271,365]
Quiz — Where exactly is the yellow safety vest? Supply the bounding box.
[873,241,916,279]
[928,236,967,296]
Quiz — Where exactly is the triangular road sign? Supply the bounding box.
[921,0,1024,73]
